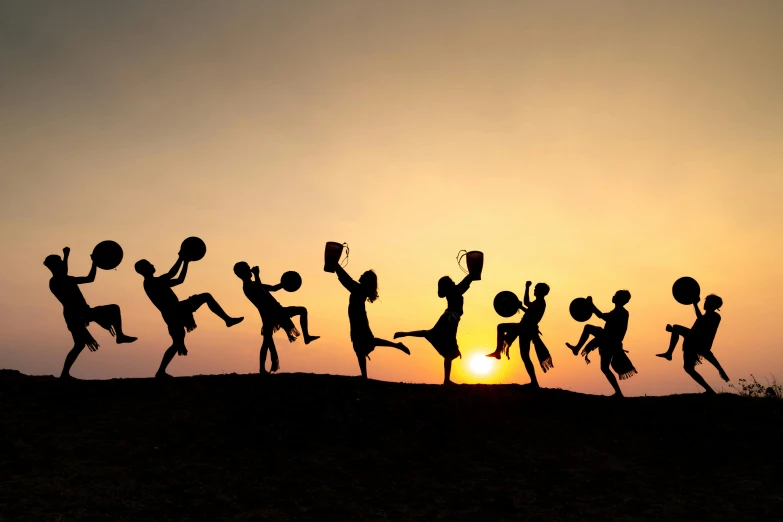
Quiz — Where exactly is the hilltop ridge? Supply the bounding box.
[1,371,781,521]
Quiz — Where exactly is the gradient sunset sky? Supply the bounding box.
[1,1,782,395]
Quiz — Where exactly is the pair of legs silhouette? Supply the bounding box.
[659,324,729,394]
[259,306,320,374]
[394,329,458,384]
[489,323,540,387]
[566,324,623,397]
[157,293,243,378]
[61,304,137,378]
[354,338,410,379]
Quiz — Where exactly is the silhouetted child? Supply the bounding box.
[395,273,477,385]
[332,264,409,379]
[566,291,637,397]
[45,246,137,378]
[657,294,728,393]
[233,262,319,374]
[135,254,243,378]
[486,281,552,387]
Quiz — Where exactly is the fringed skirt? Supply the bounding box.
[261,307,301,343]
[503,326,554,373]
[601,343,638,380]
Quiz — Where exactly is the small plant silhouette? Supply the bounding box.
[729,374,782,399]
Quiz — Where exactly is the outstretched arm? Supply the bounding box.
[72,258,98,284]
[335,264,361,293]
[523,281,532,307]
[263,283,284,292]
[170,260,189,287]
[163,256,184,280]
[454,274,474,296]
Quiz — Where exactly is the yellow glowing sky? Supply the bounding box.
[1,1,782,395]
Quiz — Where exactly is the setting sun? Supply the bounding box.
[468,353,494,376]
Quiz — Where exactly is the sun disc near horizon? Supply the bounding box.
[468,353,494,376]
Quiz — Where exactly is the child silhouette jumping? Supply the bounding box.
[233,262,319,374]
[486,281,552,387]
[395,272,477,385]
[657,294,728,393]
[331,264,409,379]
[45,246,137,379]
[135,253,243,378]
[566,291,637,397]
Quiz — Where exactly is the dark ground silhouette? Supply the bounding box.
[1,370,781,521]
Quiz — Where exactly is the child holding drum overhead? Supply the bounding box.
[657,293,729,393]
[395,272,478,385]
[44,244,137,379]
[233,262,319,374]
[330,264,410,379]
[135,239,244,378]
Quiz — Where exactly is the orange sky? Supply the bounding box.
[1,1,782,395]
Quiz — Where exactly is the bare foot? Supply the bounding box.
[304,335,320,345]
[270,359,280,373]
[59,373,76,380]
[566,343,579,356]
[396,343,410,355]
[720,372,730,382]
[656,353,672,361]
[393,332,404,339]
[155,372,173,379]
[485,351,501,359]
[226,317,244,327]
[117,335,138,344]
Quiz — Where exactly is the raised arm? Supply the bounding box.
[523,281,532,307]
[170,260,189,287]
[588,297,606,319]
[162,256,184,280]
[692,300,703,319]
[62,247,70,275]
[454,274,474,296]
[335,264,361,293]
[72,257,97,284]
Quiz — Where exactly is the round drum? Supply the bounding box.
[281,271,302,292]
[180,237,207,262]
[493,291,521,318]
[569,298,593,322]
[92,240,123,270]
[672,276,700,305]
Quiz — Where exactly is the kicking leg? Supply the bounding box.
[394,329,429,339]
[374,337,410,355]
[656,324,689,361]
[600,354,623,397]
[520,340,539,388]
[189,293,244,327]
[286,306,319,344]
[487,323,518,359]
[566,324,602,356]
[61,343,86,378]
[92,304,137,344]
[701,352,729,382]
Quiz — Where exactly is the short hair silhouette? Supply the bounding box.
[615,290,631,305]
[359,270,379,303]
[535,283,550,297]
[233,261,251,279]
[705,294,723,310]
[134,259,154,275]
